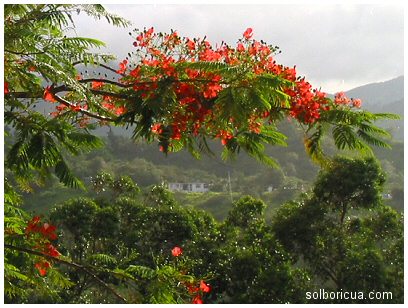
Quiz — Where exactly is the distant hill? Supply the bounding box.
[344,76,404,141]
[345,76,404,109]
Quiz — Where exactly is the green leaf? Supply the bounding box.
[332,124,373,155]
[55,160,85,189]
[126,265,156,279]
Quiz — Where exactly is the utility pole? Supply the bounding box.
[227,170,233,202]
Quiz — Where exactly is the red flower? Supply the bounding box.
[117,60,128,74]
[103,102,115,110]
[130,67,141,78]
[192,295,203,304]
[4,82,9,94]
[151,123,163,134]
[334,91,348,105]
[351,98,362,108]
[26,216,41,234]
[115,106,127,115]
[146,26,154,36]
[200,280,211,293]
[70,105,82,112]
[186,69,200,79]
[179,96,196,105]
[171,246,183,257]
[236,43,245,52]
[284,66,297,81]
[91,81,104,89]
[40,223,58,240]
[56,104,67,112]
[43,86,56,103]
[217,130,234,146]
[44,244,61,258]
[35,261,50,276]
[249,41,261,55]
[186,38,195,51]
[187,284,200,294]
[243,28,253,40]
[203,83,222,99]
[171,125,182,140]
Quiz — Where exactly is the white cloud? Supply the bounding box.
[72,4,404,93]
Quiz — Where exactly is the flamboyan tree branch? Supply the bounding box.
[4,243,127,303]
[78,78,132,88]
[4,48,47,56]
[53,94,117,122]
[49,85,132,99]
[72,61,126,76]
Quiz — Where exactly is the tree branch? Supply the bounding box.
[49,85,131,99]
[4,48,46,56]
[78,78,132,88]
[72,61,125,76]
[53,94,117,122]
[4,243,127,303]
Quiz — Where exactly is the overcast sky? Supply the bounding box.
[73,4,404,93]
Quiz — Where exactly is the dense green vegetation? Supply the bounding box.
[7,157,403,303]
[21,122,403,218]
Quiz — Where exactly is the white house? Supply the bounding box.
[266,185,274,192]
[382,193,393,200]
[168,182,210,193]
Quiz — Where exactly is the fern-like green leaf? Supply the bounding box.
[55,160,85,189]
[126,265,156,280]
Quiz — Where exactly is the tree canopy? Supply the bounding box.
[4,4,398,191]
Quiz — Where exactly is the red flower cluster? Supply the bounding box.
[133,27,155,48]
[25,216,61,276]
[109,27,364,150]
[92,81,104,89]
[4,82,9,94]
[334,92,362,108]
[26,216,58,240]
[186,280,211,304]
[151,123,163,134]
[117,59,128,74]
[35,260,51,276]
[43,86,57,103]
[216,129,234,146]
[102,96,127,115]
[285,78,330,123]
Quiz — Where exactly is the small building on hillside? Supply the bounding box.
[382,193,393,200]
[266,185,274,192]
[168,182,210,193]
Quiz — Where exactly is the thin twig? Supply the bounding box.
[72,61,125,76]
[79,78,131,88]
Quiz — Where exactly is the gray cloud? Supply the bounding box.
[72,4,403,93]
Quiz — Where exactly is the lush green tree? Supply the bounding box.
[50,198,98,261]
[4,4,128,190]
[313,157,385,224]
[45,177,214,303]
[272,157,403,303]
[211,196,309,303]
